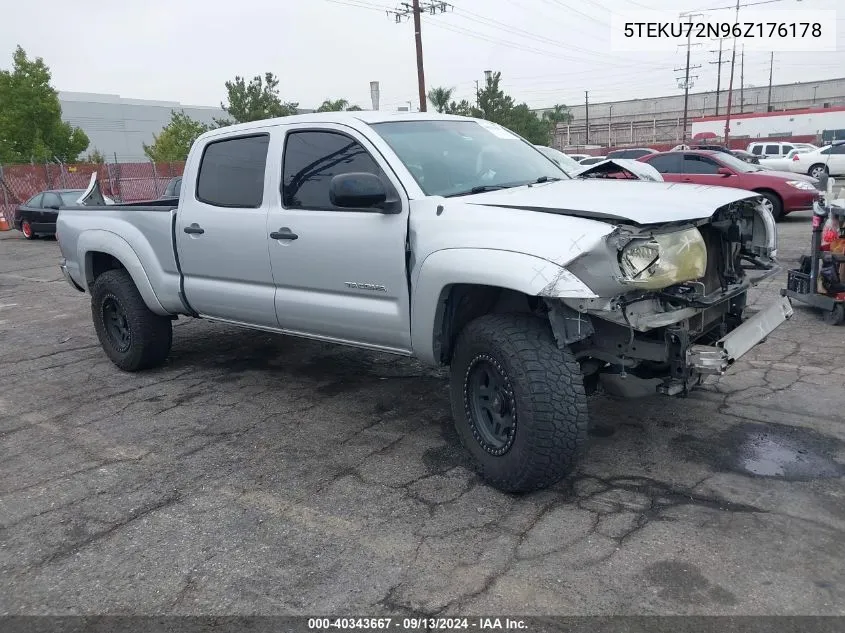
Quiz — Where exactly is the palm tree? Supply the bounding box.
[542,104,573,127]
[317,98,350,112]
[427,87,454,114]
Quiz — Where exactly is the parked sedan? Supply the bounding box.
[729,149,760,165]
[606,148,658,159]
[14,189,113,239]
[759,147,811,171]
[638,150,819,220]
[788,143,845,179]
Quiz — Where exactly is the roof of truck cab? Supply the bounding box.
[198,111,477,138]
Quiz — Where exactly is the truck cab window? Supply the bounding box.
[282,131,384,209]
[196,135,270,208]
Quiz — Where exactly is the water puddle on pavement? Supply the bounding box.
[735,427,845,480]
[674,423,845,481]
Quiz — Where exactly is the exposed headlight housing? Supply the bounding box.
[786,180,816,191]
[618,227,707,290]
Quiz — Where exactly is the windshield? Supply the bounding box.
[534,146,582,174]
[716,152,761,172]
[370,119,569,197]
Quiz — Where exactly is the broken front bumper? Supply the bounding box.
[687,294,793,378]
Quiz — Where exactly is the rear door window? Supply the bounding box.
[765,144,780,155]
[42,193,62,209]
[646,154,683,173]
[196,134,270,208]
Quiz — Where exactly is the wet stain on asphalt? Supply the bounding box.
[644,561,739,606]
[674,422,845,481]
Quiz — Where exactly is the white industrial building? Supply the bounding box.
[536,77,845,149]
[59,92,228,162]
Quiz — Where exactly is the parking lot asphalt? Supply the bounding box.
[1,211,844,617]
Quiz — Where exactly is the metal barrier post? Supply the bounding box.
[152,161,160,197]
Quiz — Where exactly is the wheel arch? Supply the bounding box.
[78,230,168,315]
[410,248,597,365]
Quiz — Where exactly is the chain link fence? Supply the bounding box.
[0,160,186,229]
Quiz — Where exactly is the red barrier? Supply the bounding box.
[0,161,186,229]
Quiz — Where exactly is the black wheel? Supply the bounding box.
[449,314,589,493]
[20,220,36,240]
[757,191,784,222]
[90,268,172,371]
[824,303,845,326]
[808,164,828,180]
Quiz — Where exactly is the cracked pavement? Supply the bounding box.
[0,212,844,616]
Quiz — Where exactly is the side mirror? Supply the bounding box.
[329,172,390,210]
[717,167,733,177]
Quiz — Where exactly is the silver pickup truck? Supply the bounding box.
[57,111,793,492]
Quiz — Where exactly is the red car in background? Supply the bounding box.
[638,150,820,221]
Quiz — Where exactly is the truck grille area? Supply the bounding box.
[697,224,726,294]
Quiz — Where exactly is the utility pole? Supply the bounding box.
[585,91,590,145]
[475,80,480,108]
[739,44,745,113]
[675,14,701,144]
[709,38,728,115]
[766,52,774,111]
[723,0,741,144]
[390,1,450,113]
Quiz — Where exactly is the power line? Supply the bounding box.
[675,14,703,142]
[389,1,450,112]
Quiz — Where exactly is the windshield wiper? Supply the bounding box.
[533,176,563,184]
[445,184,515,198]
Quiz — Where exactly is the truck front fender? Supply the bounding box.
[410,248,597,365]
[77,230,169,316]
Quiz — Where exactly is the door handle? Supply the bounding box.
[184,223,205,235]
[270,228,298,241]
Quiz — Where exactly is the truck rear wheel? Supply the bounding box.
[90,269,172,371]
[449,314,589,493]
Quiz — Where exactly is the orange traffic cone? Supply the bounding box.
[0,215,9,231]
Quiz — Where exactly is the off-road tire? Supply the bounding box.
[91,268,172,371]
[449,313,589,493]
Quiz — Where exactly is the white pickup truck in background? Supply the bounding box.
[56,111,792,492]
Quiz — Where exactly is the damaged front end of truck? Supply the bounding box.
[543,194,793,397]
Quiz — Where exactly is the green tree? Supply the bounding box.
[85,148,105,164]
[143,110,210,162]
[474,71,549,144]
[0,46,89,163]
[317,98,363,112]
[216,72,298,126]
[541,104,573,142]
[427,87,454,113]
[446,99,474,116]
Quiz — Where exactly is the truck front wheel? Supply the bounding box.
[90,269,172,371]
[449,314,589,493]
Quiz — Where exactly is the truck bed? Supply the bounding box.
[57,202,186,315]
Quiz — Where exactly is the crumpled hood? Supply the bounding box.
[461,178,760,225]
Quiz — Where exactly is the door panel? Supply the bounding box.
[175,133,279,327]
[268,126,411,351]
